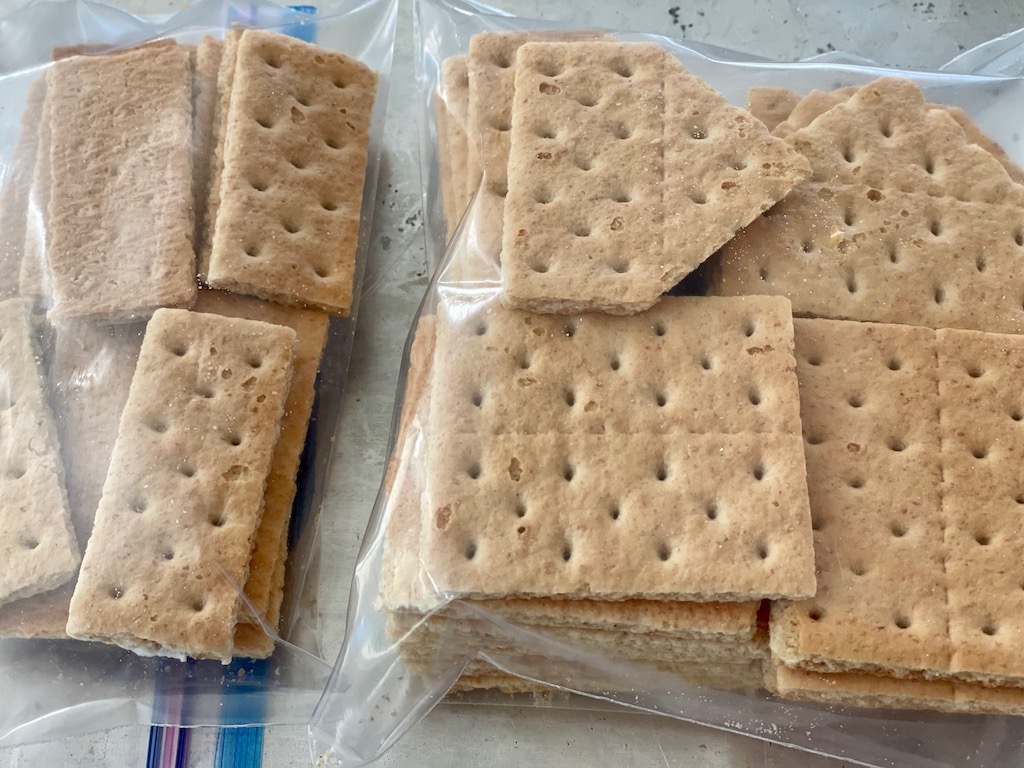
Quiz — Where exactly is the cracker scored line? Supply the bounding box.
[206,30,377,316]
[67,308,296,661]
[0,298,80,607]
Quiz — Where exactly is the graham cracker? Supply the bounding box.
[421,295,814,602]
[937,328,1024,685]
[746,86,800,132]
[501,42,809,315]
[192,289,329,648]
[205,29,377,315]
[66,308,296,661]
[45,43,195,321]
[192,36,225,253]
[379,314,763,638]
[0,298,79,607]
[0,77,46,300]
[771,319,949,677]
[198,28,242,274]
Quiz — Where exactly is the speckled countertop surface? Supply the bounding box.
[2,0,1024,765]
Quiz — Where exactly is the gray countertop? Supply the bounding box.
[3,0,1024,765]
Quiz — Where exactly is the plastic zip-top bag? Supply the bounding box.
[0,0,396,746]
[310,1,1024,766]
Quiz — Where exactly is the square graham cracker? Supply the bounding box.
[0,298,79,607]
[193,289,328,654]
[205,30,377,316]
[420,295,815,602]
[379,314,763,638]
[45,43,195,322]
[66,308,296,661]
[501,41,809,315]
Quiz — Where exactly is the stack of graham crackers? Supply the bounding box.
[0,28,377,662]
[396,33,1024,717]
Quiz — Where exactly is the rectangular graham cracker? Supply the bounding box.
[205,30,377,316]
[192,36,225,252]
[770,318,949,677]
[192,289,329,656]
[420,295,815,602]
[746,86,800,132]
[0,320,145,638]
[936,328,1024,686]
[0,77,46,300]
[379,315,763,638]
[501,42,809,315]
[45,43,195,321]
[67,308,296,661]
[0,299,79,606]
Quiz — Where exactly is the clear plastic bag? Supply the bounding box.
[0,0,396,746]
[310,1,1024,766]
